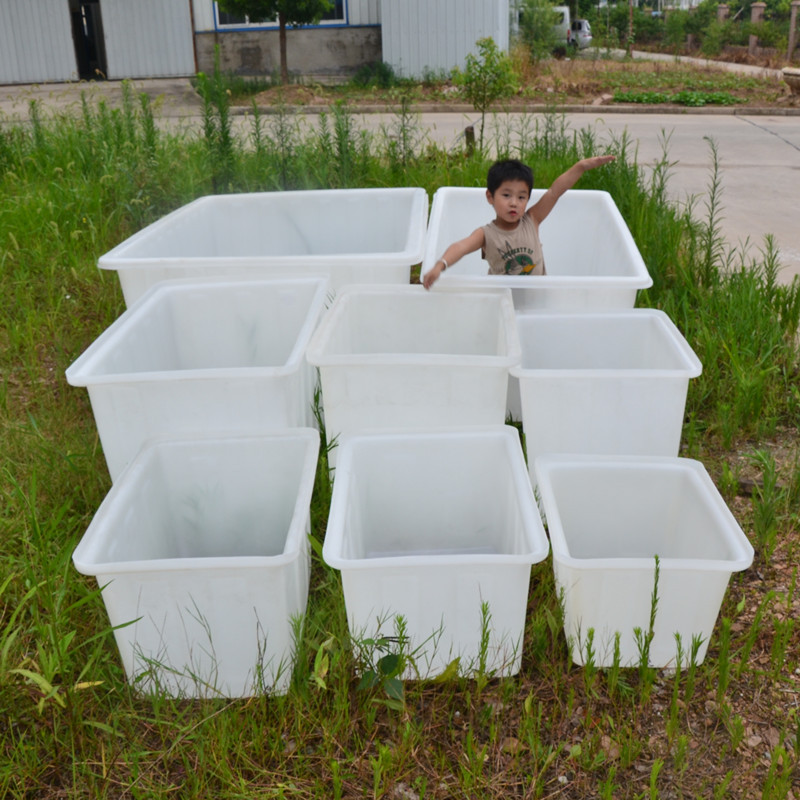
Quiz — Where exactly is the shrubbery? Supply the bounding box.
[585,0,795,57]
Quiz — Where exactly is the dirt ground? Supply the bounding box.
[242,56,800,112]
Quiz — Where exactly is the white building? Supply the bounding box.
[0,0,511,85]
[0,0,377,84]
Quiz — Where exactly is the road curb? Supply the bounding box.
[232,103,800,117]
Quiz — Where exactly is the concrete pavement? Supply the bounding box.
[0,78,204,121]
[2,76,799,283]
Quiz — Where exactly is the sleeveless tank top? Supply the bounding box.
[481,213,546,276]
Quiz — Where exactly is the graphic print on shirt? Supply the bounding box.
[498,240,538,275]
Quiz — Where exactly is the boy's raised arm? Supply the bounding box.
[529,155,615,226]
[422,227,485,290]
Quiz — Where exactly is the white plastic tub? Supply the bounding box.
[510,309,701,475]
[534,455,754,668]
[72,429,320,698]
[99,188,429,306]
[421,188,651,311]
[306,285,521,465]
[323,427,549,678]
[65,276,327,482]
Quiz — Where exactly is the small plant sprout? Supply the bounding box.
[355,637,405,707]
[605,632,628,698]
[634,554,660,695]
[582,628,599,697]
[716,616,732,704]
[722,707,746,751]
[649,758,664,799]
[750,449,784,564]
[684,634,705,705]
[666,634,684,742]
[370,743,394,798]
[735,590,776,679]
[311,635,337,691]
[353,615,421,711]
[673,734,690,775]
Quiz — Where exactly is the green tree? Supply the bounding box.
[460,37,518,153]
[217,0,332,84]
[517,0,560,62]
[664,10,688,53]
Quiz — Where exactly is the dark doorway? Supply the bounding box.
[71,0,107,80]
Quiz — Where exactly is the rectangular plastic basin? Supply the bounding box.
[305,285,521,465]
[72,430,320,698]
[534,455,754,667]
[65,276,327,481]
[323,427,549,678]
[421,187,651,311]
[510,309,701,476]
[99,188,429,306]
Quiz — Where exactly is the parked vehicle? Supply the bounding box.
[568,19,593,49]
[512,3,590,54]
[552,5,571,44]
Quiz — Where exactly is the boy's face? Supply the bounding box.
[486,179,531,228]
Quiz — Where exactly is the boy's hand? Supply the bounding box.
[581,154,616,171]
[422,262,443,290]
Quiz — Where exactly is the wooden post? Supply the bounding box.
[717,4,729,23]
[749,2,766,56]
[465,125,475,157]
[789,0,800,61]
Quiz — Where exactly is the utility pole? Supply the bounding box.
[627,0,634,57]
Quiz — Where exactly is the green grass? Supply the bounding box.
[216,53,781,110]
[590,63,766,94]
[1,80,798,798]
[612,89,744,106]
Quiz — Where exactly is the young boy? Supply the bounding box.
[422,155,615,289]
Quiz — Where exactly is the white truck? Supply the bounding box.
[552,5,571,43]
[511,3,585,50]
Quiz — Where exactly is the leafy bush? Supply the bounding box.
[664,9,688,51]
[457,37,518,152]
[684,0,719,37]
[744,20,782,47]
[191,69,275,101]
[517,0,560,62]
[352,61,400,89]
[589,7,663,48]
[631,10,665,44]
[589,0,794,57]
[701,19,732,56]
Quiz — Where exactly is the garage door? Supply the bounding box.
[102,0,195,79]
[0,0,77,84]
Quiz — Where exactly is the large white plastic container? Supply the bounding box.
[323,427,549,678]
[534,455,754,668]
[510,309,702,476]
[306,285,521,465]
[99,188,429,306]
[72,430,320,698]
[65,276,328,482]
[421,188,651,311]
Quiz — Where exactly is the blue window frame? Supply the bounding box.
[216,1,346,27]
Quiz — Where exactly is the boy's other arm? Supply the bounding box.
[422,227,485,290]
[529,155,616,226]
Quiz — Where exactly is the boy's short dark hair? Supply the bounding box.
[486,159,534,195]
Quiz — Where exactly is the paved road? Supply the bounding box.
[355,109,800,284]
[2,78,799,283]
